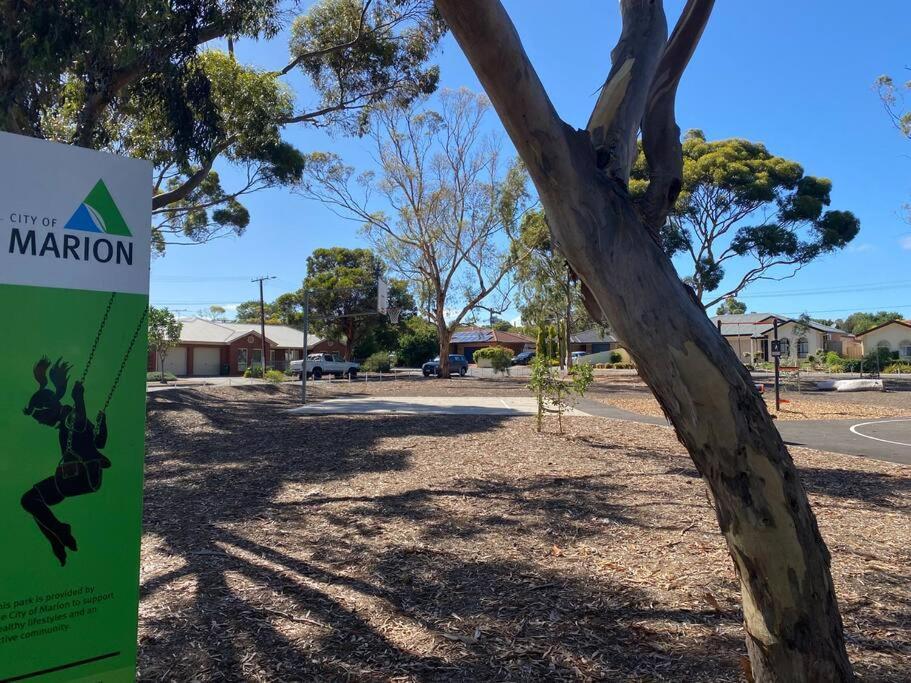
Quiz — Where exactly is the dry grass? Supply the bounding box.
[139,384,910,681]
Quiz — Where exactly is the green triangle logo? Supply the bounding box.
[64,179,132,236]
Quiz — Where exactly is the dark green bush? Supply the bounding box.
[609,351,622,364]
[362,351,393,373]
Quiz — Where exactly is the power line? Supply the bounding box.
[745,279,911,298]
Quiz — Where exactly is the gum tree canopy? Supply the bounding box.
[630,131,859,307]
[435,0,853,680]
[0,0,444,251]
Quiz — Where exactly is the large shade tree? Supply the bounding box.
[629,130,859,308]
[297,89,530,376]
[1,0,444,251]
[435,0,853,679]
[876,70,910,224]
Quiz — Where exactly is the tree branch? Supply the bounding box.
[152,138,234,209]
[639,0,714,231]
[587,0,667,184]
[279,0,373,75]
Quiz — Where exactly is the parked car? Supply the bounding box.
[571,351,587,360]
[289,353,359,380]
[511,350,536,366]
[422,354,469,377]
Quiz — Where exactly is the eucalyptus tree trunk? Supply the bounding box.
[435,1,853,680]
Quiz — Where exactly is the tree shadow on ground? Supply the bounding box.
[798,465,911,511]
[139,386,908,682]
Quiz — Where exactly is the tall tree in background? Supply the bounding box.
[436,0,853,679]
[838,310,904,335]
[298,89,530,376]
[1,0,445,251]
[629,130,859,308]
[513,209,593,367]
[715,297,747,315]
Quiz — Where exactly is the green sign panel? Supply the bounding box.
[0,133,151,681]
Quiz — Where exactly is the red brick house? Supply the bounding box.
[448,328,535,362]
[148,318,322,376]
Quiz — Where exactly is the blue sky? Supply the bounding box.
[150,0,911,324]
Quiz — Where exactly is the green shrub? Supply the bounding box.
[264,369,286,383]
[824,351,843,366]
[147,371,177,382]
[243,366,264,378]
[473,346,514,373]
[609,351,622,364]
[397,327,438,367]
[362,351,393,373]
[883,362,911,374]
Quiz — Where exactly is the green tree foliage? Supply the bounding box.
[838,311,904,335]
[630,131,860,308]
[512,209,593,335]
[305,247,382,361]
[147,306,183,381]
[715,297,747,315]
[2,0,445,252]
[396,316,438,366]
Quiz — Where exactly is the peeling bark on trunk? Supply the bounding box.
[437,325,451,377]
[435,0,854,679]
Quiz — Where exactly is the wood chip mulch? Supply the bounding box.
[140,385,910,681]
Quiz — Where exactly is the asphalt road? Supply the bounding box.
[575,398,911,466]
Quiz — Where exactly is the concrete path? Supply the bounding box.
[288,396,592,417]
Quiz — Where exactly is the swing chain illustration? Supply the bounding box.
[103,306,148,412]
[81,291,117,383]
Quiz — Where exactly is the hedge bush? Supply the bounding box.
[243,366,264,378]
[609,351,623,364]
[473,346,514,372]
[362,351,393,373]
[883,362,911,374]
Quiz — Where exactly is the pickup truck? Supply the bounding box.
[289,353,359,380]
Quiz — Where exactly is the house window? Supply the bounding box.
[252,349,263,367]
[779,337,790,358]
[877,340,891,352]
[797,337,808,359]
[237,348,248,370]
[900,340,911,357]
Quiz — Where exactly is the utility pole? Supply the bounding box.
[301,288,310,403]
[252,276,276,373]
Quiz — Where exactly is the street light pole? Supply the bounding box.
[252,275,276,373]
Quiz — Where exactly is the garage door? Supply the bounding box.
[155,347,187,376]
[192,347,221,376]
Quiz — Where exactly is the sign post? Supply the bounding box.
[771,320,781,412]
[0,132,151,681]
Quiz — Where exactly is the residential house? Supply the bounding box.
[569,328,620,355]
[855,320,911,360]
[148,317,321,376]
[448,328,535,362]
[710,313,859,364]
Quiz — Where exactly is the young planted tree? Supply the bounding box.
[2,0,444,251]
[148,307,183,382]
[629,130,859,308]
[436,1,853,679]
[298,88,530,376]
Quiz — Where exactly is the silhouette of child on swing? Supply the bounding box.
[21,357,111,566]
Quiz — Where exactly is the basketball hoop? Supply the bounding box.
[387,307,401,325]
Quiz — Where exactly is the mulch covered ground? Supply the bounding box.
[140,384,910,681]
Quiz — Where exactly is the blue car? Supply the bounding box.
[422,354,469,377]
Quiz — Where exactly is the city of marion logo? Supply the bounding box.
[7,179,134,265]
